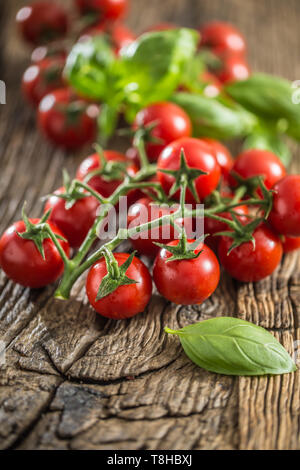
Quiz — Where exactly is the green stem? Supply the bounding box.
[45,226,71,267]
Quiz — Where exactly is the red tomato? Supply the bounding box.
[16,2,68,45]
[157,137,221,203]
[126,147,141,168]
[76,151,138,200]
[76,0,127,21]
[127,197,179,258]
[79,22,136,54]
[38,88,99,150]
[229,149,286,191]
[200,138,233,183]
[31,46,67,64]
[86,253,152,319]
[0,219,69,288]
[200,71,222,98]
[268,175,300,237]
[204,203,249,252]
[133,102,192,162]
[22,57,65,107]
[200,21,247,58]
[45,187,100,249]
[153,240,220,305]
[217,56,251,84]
[218,224,283,282]
[282,236,300,254]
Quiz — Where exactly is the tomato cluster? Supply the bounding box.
[9,1,300,322]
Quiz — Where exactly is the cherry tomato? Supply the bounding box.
[126,147,141,168]
[217,55,251,84]
[229,149,286,191]
[218,224,283,282]
[0,219,69,288]
[31,46,67,64]
[200,71,222,98]
[76,150,138,201]
[133,102,192,162]
[86,253,152,319]
[200,138,233,183]
[45,187,100,249]
[76,0,127,21]
[282,236,300,254]
[16,2,68,45]
[157,137,221,203]
[204,202,249,252]
[153,240,220,305]
[127,197,178,258]
[200,22,247,58]
[22,57,65,107]
[38,88,99,150]
[80,22,135,54]
[268,175,300,237]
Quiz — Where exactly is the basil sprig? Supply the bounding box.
[166,317,297,376]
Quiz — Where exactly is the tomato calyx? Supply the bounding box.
[159,149,208,203]
[230,173,274,217]
[155,236,205,263]
[95,249,138,300]
[84,145,130,184]
[46,170,92,210]
[17,204,66,260]
[216,217,264,254]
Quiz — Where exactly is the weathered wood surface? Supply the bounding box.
[0,0,300,450]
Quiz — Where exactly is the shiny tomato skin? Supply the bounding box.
[127,197,178,258]
[218,224,283,282]
[229,149,286,191]
[16,2,68,45]
[157,138,221,203]
[200,71,222,98]
[22,58,65,107]
[217,55,251,84]
[0,219,70,288]
[282,236,300,253]
[200,21,247,57]
[133,102,192,162]
[76,0,127,21]
[204,203,249,252]
[45,187,100,249]
[76,151,138,201]
[269,175,300,237]
[38,88,99,150]
[153,240,220,305]
[86,253,152,319]
[200,138,233,183]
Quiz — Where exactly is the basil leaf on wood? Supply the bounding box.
[171,92,257,140]
[166,317,297,376]
[243,133,292,167]
[226,74,300,141]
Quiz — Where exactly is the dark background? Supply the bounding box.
[0,0,299,451]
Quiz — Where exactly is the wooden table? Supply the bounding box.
[0,0,300,450]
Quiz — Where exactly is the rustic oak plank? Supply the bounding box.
[0,0,299,450]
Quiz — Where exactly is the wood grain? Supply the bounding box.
[0,0,299,450]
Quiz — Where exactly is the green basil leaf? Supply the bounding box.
[226,74,300,140]
[98,103,119,142]
[116,29,199,113]
[172,92,257,139]
[166,317,297,376]
[243,133,292,167]
[64,36,115,101]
